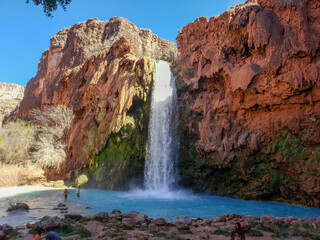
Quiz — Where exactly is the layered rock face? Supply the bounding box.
[0,82,24,125]
[5,17,176,189]
[174,0,320,206]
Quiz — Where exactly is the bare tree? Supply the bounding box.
[32,105,74,170]
[0,120,35,164]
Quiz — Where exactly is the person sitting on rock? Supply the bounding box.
[230,222,246,240]
[44,231,62,240]
[33,227,44,240]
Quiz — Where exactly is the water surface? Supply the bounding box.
[1,188,319,227]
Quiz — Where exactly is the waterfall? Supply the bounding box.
[144,60,178,192]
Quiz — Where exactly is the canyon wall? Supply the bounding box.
[174,0,320,206]
[0,82,24,125]
[5,17,176,189]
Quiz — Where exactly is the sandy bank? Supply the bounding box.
[0,186,69,199]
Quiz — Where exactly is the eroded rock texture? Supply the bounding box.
[5,17,176,189]
[0,82,24,125]
[174,0,320,206]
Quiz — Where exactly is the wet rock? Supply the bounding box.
[57,203,66,207]
[94,212,109,222]
[65,213,82,221]
[6,202,29,212]
[151,218,167,226]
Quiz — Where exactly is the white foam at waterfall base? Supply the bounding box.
[143,60,179,193]
[124,188,197,200]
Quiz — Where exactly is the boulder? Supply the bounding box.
[123,211,139,218]
[299,227,310,237]
[57,203,66,208]
[147,224,159,233]
[0,224,13,234]
[262,221,280,233]
[0,230,5,240]
[220,214,229,222]
[133,214,148,224]
[94,212,109,222]
[65,213,82,221]
[151,218,167,226]
[135,233,149,240]
[177,224,190,231]
[111,209,122,215]
[36,216,65,231]
[122,218,135,228]
[201,220,212,226]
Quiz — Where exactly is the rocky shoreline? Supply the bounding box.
[1,207,320,239]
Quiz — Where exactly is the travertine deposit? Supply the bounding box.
[5,17,176,189]
[174,0,320,206]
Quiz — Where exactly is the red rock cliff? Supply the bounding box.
[174,0,320,206]
[5,17,176,188]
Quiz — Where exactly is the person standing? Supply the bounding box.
[230,222,246,240]
[64,189,69,201]
[77,188,80,198]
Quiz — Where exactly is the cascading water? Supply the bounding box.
[144,60,178,192]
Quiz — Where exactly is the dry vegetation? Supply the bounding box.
[0,120,35,164]
[0,163,27,187]
[32,105,74,171]
[0,105,74,186]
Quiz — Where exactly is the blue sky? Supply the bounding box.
[0,0,244,86]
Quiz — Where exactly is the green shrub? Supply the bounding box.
[292,223,300,236]
[54,225,91,238]
[214,230,230,236]
[75,174,88,187]
[247,229,264,237]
